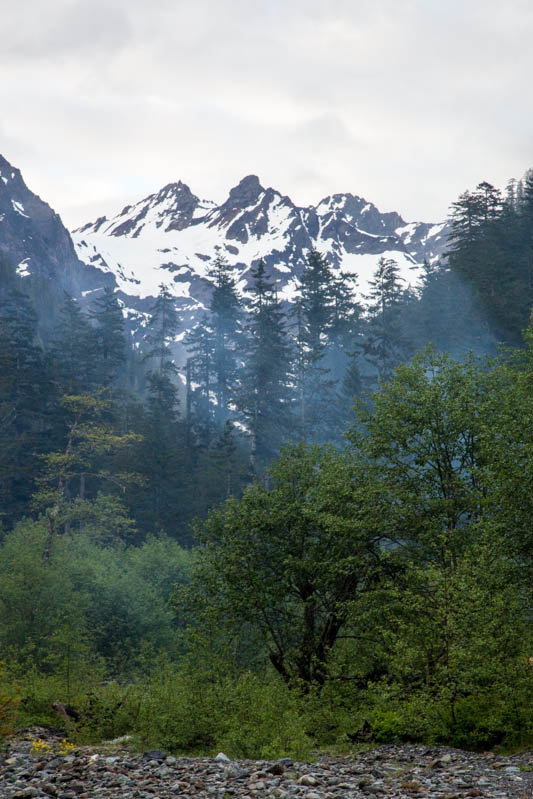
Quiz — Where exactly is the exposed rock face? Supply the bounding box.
[0,153,450,353]
[0,155,112,298]
[1,727,532,799]
[71,174,450,326]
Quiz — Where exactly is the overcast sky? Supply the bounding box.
[1,0,532,228]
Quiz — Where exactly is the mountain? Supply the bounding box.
[0,153,449,352]
[72,175,449,334]
[0,154,111,301]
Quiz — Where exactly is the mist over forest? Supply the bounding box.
[1,167,533,756]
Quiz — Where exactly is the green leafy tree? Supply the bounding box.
[349,348,491,560]
[479,317,533,562]
[342,348,533,744]
[35,393,140,562]
[183,443,385,686]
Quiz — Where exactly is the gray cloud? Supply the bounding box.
[1,0,531,227]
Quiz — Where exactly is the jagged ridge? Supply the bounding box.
[71,175,448,332]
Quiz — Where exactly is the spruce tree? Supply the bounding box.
[208,255,242,429]
[328,270,363,423]
[184,315,216,447]
[90,287,126,387]
[293,249,338,442]
[50,294,97,394]
[0,283,53,529]
[237,260,295,470]
[136,284,188,537]
[363,256,408,382]
[447,177,532,343]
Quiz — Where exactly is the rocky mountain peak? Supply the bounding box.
[0,155,24,193]
[227,175,265,206]
[71,171,448,320]
[158,180,196,201]
[0,153,113,296]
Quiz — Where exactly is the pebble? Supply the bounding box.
[1,727,532,799]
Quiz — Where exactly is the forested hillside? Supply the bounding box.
[1,169,533,756]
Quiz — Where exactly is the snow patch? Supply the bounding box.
[16,258,31,277]
[339,251,422,299]
[395,222,418,244]
[427,223,445,239]
[11,200,29,218]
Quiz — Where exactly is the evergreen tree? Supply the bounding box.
[184,315,216,447]
[519,169,533,297]
[293,249,338,442]
[363,256,408,381]
[446,177,532,343]
[414,262,491,356]
[0,283,53,529]
[237,260,295,470]
[143,284,180,379]
[328,270,363,423]
[135,284,188,538]
[90,287,126,387]
[50,294,97,394]
[208,255,242,429]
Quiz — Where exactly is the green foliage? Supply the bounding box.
[0,664,20,740]
[4,210,533,757]
[0,282,54,528]
[183,442,386,686]
[237,260,295,469]
[447,174,533,343]
[363,256,410,381]
[136,660,313,759]
[0,519,192,675]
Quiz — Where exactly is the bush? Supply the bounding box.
[135,661,313,759]
[0,664,20,741]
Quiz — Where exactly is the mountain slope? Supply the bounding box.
[0,154,112,300]
[72,175,449,330]
[0,152,449,350]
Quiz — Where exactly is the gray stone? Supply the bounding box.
[298,775,319,786]
[143,749,167,761]
[224,763,248,779]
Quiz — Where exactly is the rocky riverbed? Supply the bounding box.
[1,727,533,799]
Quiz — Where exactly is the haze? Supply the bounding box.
[1,0,531,227]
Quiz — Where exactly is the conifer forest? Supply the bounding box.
[2,172,533,756]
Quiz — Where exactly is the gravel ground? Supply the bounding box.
[2,727,533,799]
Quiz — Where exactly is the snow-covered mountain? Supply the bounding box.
[0,152,449,349]
[0,154,111,299]
[72,174,449,331]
